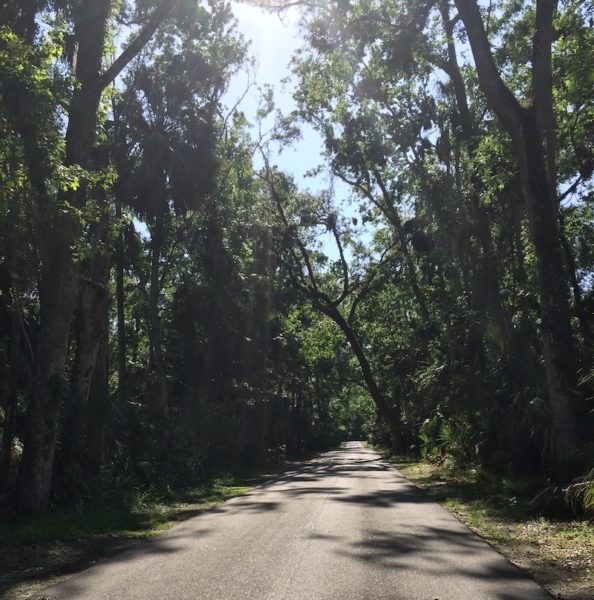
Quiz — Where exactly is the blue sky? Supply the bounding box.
[226,3,359,259]
[226,3,333,192]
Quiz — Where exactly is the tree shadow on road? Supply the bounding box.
[332,526,551,599]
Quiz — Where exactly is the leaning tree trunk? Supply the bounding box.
[323,304,401,444]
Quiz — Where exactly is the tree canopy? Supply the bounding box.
[0,0,593,516]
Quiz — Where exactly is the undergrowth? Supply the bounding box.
[0,473,260,599]
[0,475,254,547]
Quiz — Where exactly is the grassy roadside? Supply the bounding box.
[388,456,594,600]
[0,473,264,600]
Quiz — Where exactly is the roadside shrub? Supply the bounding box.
[565,467,594,516]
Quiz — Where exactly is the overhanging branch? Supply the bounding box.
[96,0,181,90]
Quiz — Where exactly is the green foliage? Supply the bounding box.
[391,455,594,596]
[565,468,594,516]
[0,477,253,547]
[0,0,593,524]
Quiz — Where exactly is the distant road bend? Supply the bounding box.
[37,442,551,600]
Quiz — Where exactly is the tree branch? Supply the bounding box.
[558,173,587,204]
[258,148,321,294]
[96,0,181,90]
[454,0,524,137]
[532,0,558,195]
[331,223,350,304]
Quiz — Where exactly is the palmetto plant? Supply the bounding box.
[565,468,594,516]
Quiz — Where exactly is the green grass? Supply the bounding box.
[0,475,258,599]
[388,455,594,599]
[0,479,252,547]
[390,456,544,518]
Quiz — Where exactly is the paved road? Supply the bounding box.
[36,442,551,600]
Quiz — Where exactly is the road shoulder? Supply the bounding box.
[389,456,594,600]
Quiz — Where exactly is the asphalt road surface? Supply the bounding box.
[35,442,551,600]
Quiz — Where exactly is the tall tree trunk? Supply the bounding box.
[440,0,510,346]
[454,0,583,478]
[0,291,21,484]
[16,0,180,513]
[532,0,558,194]
[519,118,581,464]
[70,202,112,415]
[0,237,30,484]
[84,304,110,481]
[558,212,593,348]
[148,208,168,410]
[16,0,111,513]
[60,212,111,481]
[115,197,127,405]
[17,245,82,513]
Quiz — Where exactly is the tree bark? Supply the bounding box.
[16,0,180,513]
[16,0,111,514]
[60,212,112,481]
[115,197,127,404]
[321,304,401,443]
[440,1,510,346]
[519,117,581,468]
[70,203,112,417]
[84,303,110,480]
[532,0,558,193]
[0,288,21,484]
[453,0,582,476]
[147,205,169,411]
